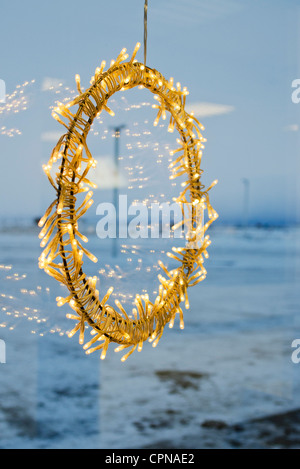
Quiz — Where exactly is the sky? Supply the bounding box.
[0,0,299,225]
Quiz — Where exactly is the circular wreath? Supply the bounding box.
[38,44,218,361]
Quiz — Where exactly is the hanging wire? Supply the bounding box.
[144,0,148,65]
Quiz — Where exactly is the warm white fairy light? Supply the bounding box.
[0,262,64,337]
[0,80,35,137]
[39,44,218,362]
[0,80,34,116]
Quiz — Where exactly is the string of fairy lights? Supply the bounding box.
[0,80,35,137]
[38,43,218,362]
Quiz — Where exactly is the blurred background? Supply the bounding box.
[0,0,300,449]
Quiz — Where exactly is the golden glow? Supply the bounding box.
[38,44,218,362]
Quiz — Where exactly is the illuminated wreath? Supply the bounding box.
[38,44,218,361]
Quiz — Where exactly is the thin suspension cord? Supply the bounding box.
[144,0,148,65]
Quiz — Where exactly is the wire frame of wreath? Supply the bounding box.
[38,44,218,362]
